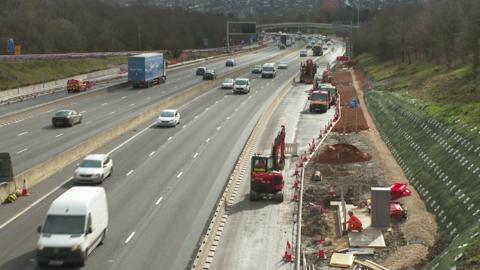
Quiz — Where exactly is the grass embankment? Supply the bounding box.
[0,56,127,90]
[359,53,480,269]
[357,54,480,126]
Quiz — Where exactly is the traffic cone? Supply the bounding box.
[21,179,30,196]
[318,240,326,259]
[292,178,299,189]
[292,167,300,177]
[292,186,299,201]
[283,241,294,262]
[328,185,336,198]
[302,151,308,162]
[310,139,316,154]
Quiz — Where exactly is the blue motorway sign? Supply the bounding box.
[6,38,14,55]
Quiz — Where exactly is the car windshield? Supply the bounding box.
[161,111,175,117]
[263,67,273,71]
[235,80,248,85]
[254,65,261,69]
[79,159,102,168]
[311,93,328,101]
[280,62,287,65]
[55,111,71,117]
[43,215,85,235]
[224,79,234,83]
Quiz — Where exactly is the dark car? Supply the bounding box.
[225,59,236,67]
[251,65,262,74]
[196,67,207,76]
[52,110,82,127]
[203,69,217,80]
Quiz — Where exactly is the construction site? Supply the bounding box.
[299,67,437,269]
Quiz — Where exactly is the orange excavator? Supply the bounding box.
[300,59,317,84]
[250,125,286,202]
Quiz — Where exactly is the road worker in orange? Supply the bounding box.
[346,210,363,232]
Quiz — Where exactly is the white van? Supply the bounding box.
[36,187,108,266]
[261,63,276,78]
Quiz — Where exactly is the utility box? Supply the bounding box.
[0,153,14,183]
[371,187,390,228]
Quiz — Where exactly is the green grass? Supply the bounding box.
[0,56,127,90]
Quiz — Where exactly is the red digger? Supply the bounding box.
[250,125,286,202]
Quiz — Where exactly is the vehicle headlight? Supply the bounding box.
[37,244,44,250]
[94,173,101,177]
[71,244,81,251]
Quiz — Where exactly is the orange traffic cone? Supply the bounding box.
[302,151,308,162]
[292,167,300,177]
[292,178,299,189]
[318,240,326,259]
[21,179,30,196]
[292,186,299,201]
[283,240,294,262]
[310,139,316,154]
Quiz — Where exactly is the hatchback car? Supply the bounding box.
[52,110,82,127]
[225,59,236,67]
[196,67,207,76]
[156,109,180,127]
[221,78,235,89]
[251,65,262,74]
[74,154,113,184]
[300,50,308,57]
[233,78,251,94]
[203,69,217,80]
[278,61,288,69]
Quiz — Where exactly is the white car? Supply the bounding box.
[156,109,180,127]
[221,78,235,89]
[233,78,251,94]
[278,61,288,69]
[74,154,113,184]
[300,50,308,57]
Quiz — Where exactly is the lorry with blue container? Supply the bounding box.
[128,53,166,88]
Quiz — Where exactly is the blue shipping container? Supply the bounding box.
[128,53,166,88]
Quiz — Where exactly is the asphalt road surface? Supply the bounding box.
[0,45,308,270]
[0,45,292,174]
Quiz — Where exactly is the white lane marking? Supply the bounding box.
[248,96,252,99]
[205,107,210,111]
[226,116,230,120]
[46,109,53,113]
[107,120,154,155]
[139,90,144,94]
[16,148,28,154]
[55,133,64,138]
[215,101,219,104]
[124,232,136,244]
[129,103,135,107]
[85,121,92,125]
[0,176,73,229]
[18,131,28,136]
[126,170,134,176]
[168,136,173,141]
[79,110,86,114]
[206,138,210,143]
[101,103,108,106]
[177,171,183,178]
[15,119,24,123]
[109,111,116,115]
[155,197,163,205]
[121,96,127,99]
[182,125,187,129]
[193,152,199,158]
[194,115,199,119]
[146,97,151,100]
[217,126,222,130]
[149,151,156,157]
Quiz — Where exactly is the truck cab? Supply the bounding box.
[308,90,330,113]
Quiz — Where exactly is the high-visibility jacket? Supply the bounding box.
[347,215,363,231]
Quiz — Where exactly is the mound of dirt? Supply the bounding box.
[317,143,372,164]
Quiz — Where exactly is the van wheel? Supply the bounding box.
[79,251,87,266]
[100,229,106,245]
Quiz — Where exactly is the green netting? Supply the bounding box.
[365,91,480,269]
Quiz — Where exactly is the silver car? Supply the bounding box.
[74,154,113,184]
[233,78,251,94]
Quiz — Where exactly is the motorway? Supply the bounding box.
[0,45,289,174]
[0,43,314,269]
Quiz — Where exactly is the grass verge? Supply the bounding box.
[0,56,127,90]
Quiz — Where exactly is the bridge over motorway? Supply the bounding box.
[257,22,359,32]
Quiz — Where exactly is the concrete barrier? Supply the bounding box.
[0,47,299,203]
